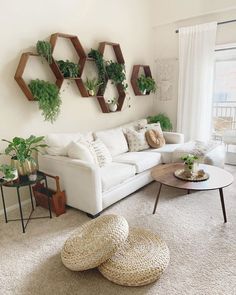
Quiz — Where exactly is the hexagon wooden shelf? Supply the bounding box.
[14,52,63,101]
[96,41,126,113]
[131,65,152,96]
[50,33,87,95]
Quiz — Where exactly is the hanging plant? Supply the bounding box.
[88,49,107,95]
[106,60,128,90]
[36,41,53,64]
[137,74,156,94]
[28,79,61,123]
[56,60,80,78]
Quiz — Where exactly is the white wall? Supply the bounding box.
[153,8,236,128]
[0,0,155,210]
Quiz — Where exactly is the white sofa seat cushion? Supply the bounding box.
[113,152,162,173]
[94,128,128,156]
[144,144,180,163]
[101,163,136,192]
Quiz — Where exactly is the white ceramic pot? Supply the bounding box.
[28,173,37,182]
[109,103,118,112]
[142,89,147,95]
[88,89,95,96]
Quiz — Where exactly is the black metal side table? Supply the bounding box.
[0,171,52,233]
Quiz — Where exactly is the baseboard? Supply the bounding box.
[0,199,31,216]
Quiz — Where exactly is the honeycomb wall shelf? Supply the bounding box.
[14,52,63,101]
[131,65,152,96]
[95,41,126,113]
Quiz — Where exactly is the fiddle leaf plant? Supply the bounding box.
[36,41,53,64]
[106,60,128,90]
[29,79,61,123]
[137,74,156,94]
[56,60,80,78]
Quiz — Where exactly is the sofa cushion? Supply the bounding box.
[85,139,112,167]
[126,129,149,152]
[144,144,180,163]
[101,163,136,192]
[68,141,96,164]
[145,129,165,148]
[94,128,128,157]
[113,152,162,173]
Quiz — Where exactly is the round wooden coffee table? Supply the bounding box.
[151,163,234,223]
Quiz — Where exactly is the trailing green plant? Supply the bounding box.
[88,49,107,94]
[147,113,173,131]
[181,154,198,171]
[56,60,79,78]
[105,60,128,90]
[85,77,102,96]
[28,79,61,123]
[36,41,53,64]
[0,164,16,180]
[137,74,156,94]
[1,135,47,164]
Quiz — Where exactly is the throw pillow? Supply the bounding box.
[126,129,149,152]
[85,139,112,167]
[142,122,163,136]
[68,141,96,164]
[145,129,166,149]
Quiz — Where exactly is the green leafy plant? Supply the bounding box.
[2,135,47,164]
[181,154,198,171]
[36,41,53,64]
[29,79,61,123]
[85,77,102,96]
[105,61,128,90]
[0,164,17,180]
[107,97,118,105]
[137,74,156,94]
[88,49,107,94]
[147,113,173,131]
[56,60,79,78]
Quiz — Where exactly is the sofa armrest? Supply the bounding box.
[38,154,102,215]
[163,131,184,144]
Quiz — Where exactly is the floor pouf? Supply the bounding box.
[61,214,129,271]
[98,228,170,286]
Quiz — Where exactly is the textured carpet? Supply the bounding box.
[0,165,236,295]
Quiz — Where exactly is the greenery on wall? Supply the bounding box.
[56,60,80,78]
[106,60,128,90]
[137,74,156,94]
[28,79,61,123]
[85,77,102,96]
[36,41,53,64]
[147,113,173,131]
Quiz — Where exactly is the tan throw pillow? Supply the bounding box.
[126,129,149,152]
[145,129,165,149]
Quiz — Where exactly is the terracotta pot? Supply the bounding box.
[11,159,37,176]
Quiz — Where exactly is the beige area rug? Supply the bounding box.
[0,165,236,295]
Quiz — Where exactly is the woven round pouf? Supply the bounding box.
[61,214,129,271]
[98,228,169,286]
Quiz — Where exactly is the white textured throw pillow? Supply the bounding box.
[68,142,96,164]
[126,129,149,152]
[142,122,163,136]
[85,139,112,167]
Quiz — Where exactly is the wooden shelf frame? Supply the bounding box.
[14,52,63,101]
[131,65,153,96]
[95,41,126,113]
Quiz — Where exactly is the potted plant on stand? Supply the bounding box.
[0,164,18,183]
[137,74,156,95]
[107,97,119,112]
[1,135,47,180]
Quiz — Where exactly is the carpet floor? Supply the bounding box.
[0,165,236,295]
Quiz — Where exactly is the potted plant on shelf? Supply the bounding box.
[107,97,118,112]
[137,74,156,95]
[105,60,128,90]
[181,154,199,177]
[85,77,102,96]
[147,113,173,131]
[36,40,53,64]
[28,79,61,123]
[56,60,80,78]
[1,135,47,178]
[88,49,107,95]
[0,164,18,183]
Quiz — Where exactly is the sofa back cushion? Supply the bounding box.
[126,129,149,152]
[94,128,128,156]
[68,141,96,163]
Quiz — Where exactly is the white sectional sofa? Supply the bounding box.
[38,119,184,217]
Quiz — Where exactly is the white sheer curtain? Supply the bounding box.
[177,22,217,141]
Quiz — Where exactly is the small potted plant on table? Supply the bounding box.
[181,154,199,177]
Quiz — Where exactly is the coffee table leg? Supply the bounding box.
[219,188,227,223]
[153,183,162,214]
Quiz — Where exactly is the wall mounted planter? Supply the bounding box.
[131,65,152,96]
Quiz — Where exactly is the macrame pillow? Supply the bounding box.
[145,129,165,149]
[86,139,112,167]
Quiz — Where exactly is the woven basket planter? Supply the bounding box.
[98,227,170,286]
[61,214,129,271]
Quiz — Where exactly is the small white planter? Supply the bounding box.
[28,173,37,182]
[109,103,118,112]
[88,89,95,96]
[142,89,147,95]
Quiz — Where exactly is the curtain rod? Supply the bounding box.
[175,19,236,33]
